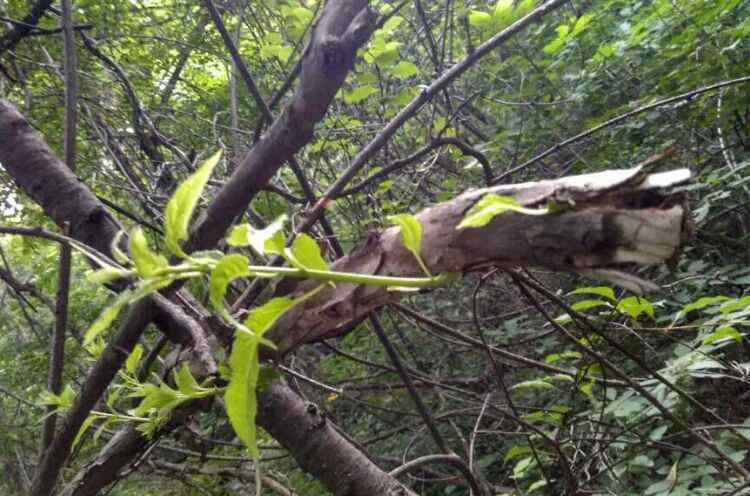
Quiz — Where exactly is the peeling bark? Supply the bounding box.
[268,168,690,353]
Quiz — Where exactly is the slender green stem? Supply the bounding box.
[245,265,455,287]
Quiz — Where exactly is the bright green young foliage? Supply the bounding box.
[82,291,132,346]
[164,149,222,258]
[343,85,379,104]
[129,227,168,277]
[226,332,261,457]
[125,344,144,375]
[388,213,430,276]
[87,266,132,285]
[209,253,251,312]
[468,10,493,29]
[571,286,617,301]
[616,296,655,321]
[457,193,549,230]
[83,277,174,346]
[226,295,297,458]
[39,384,75,411]
[390,61,420,79]
[703,326,742,345]
[228,215,287,256]
[286,233,329,272]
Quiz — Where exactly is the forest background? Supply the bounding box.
[1,0,750,495]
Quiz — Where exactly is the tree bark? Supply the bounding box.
[268,167,691,352]
[256,379,416,496]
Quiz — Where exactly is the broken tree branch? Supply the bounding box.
[268,167,691,353]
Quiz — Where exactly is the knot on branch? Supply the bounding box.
[305,402,326,429]
[342,6,378,48]
[320,36,346,76]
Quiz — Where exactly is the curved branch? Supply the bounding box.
[300,0,571,232]
[492,75,750,184]
[339,137,491,197]
[389,454,487,496]
[0,0,53,54]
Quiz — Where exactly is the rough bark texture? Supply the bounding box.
[59,426,149,496]
[0,100,122,258]
[257,380,416,496]
[0,1,693,494]
[189,0,377,252]
[269,168,690,352]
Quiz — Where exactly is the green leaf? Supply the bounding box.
[468,10,492,28]
[391,61,419,79]
[130,379,186,419]
[645,478,673,495]
[493,0,514,21]
[286,234,328,272]
[59,384,75,408]
[209,254,250,311]
[227,224,251,247]
[84,298,128,346]
[572,286,616,301]
[457,193,548,229]
[504,445,532,464]
[515,0,535,17]
[84,277,173,346]
[512,379,554,391]
[703,325,742,345]
[238,215,287,257]
[512,456,535,478]
[129,227,168,277]
[382,15,403,32]
[617,296,654,320]
[344,85,378,104]
[174,363,200,395]
[528,480,548,492]
[164,149,222,258]
[682,296,731,315]
[93,417,114,443]
[571,299,611,312]
[649,425,669,441]
[73,415,96,448]
[87,266,132,285]
[572,14,593,36]
[543,24,570,54]
[545,351,581,363]
[39,384,75,409]
[630,454,654,468]
[126,344,144,375]
[719,296,750,314]
[225,331,261,457]
[388,214,430,275]
[245,296,297,336]
[110,230,130,265]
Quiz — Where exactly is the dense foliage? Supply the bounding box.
[1,0,750,494]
